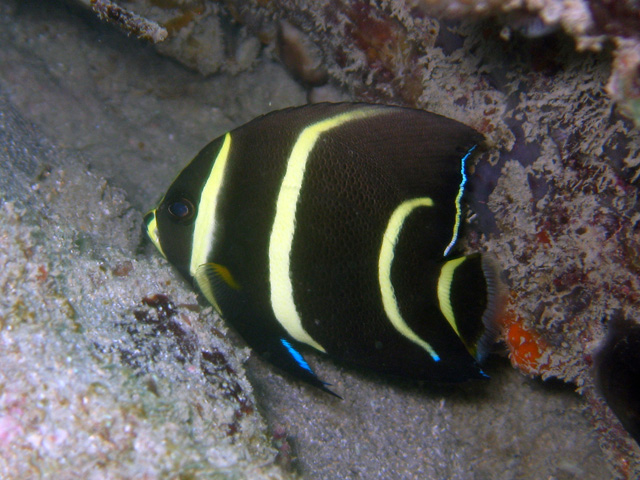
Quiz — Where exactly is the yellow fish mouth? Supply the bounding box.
[143,209,166,258]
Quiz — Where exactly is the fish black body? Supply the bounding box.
[595,316,640,446]
[145,103,499,395]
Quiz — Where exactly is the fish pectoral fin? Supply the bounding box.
[266,337,341,399]
[194,262,241,314]
[205,262,241,289]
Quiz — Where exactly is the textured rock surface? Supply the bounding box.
[71,0,640,127]
[0,0,634,478]
[0,97,293,478]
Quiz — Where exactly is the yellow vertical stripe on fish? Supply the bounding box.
[437,256,466,337]
[379,197,440,361]
[145,213,165,259]
[190,132,232,278]
[269,107,386,353]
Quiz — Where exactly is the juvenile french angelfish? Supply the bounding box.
[144,103,499,396]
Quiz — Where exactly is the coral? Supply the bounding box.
[607,39,640,127]
[81,0,640,124]
[91,0,168,42]
[76,0,640,124]
[588,0,640,41]
[277,20,328,86]
[502,303,552,376]
[76,0,261,74]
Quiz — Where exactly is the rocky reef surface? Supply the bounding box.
[72,0,640,127]
[0,87,292,479]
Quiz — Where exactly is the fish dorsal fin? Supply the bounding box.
[318,104,483,255]
[322,104,483,198]
[194,262,241,315]
[436,254,500,362]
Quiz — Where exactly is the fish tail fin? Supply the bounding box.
[436,254,502,362]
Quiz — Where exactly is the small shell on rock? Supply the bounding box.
[277,20,328,86]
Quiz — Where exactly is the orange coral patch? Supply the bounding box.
[501,306,550,376]
[506,322,545,375]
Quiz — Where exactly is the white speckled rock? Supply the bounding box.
[0,95,295,479]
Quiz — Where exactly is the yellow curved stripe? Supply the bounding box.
[269,106,387,353]
[437,256,466,337]
[190,132,232,283]
[144,212,165,259]
[195,264,222,315]
[378,197,440,361]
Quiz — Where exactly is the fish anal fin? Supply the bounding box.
[269,337,341,398]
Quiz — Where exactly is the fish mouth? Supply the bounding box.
[143,209,166,258]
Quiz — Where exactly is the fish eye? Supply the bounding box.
[166,197,195,222]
